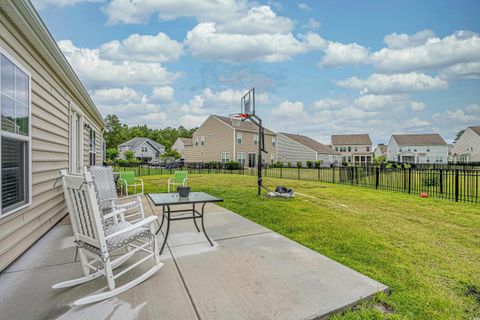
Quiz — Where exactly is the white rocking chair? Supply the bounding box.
[88,166,145,223]
[53,170,163,306]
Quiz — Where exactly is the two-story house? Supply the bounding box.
[331,134,373,164]
[277,132,341,166]
[118,137,165,162]
[374,144,388,158]
[172,137,192,159]
[184,115,277,167]
[452,126,480,162]
[387,133,448,164]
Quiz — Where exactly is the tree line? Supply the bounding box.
[104,114,196,160]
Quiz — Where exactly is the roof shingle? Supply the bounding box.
[469,126,480,136]
[280,132,340,154]
[213,115,275,135]
[331,134,372,145]
[118,137,165,151]
[392,133,447,146]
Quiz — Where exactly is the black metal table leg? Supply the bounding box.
[156,205,166,234]
[200,202,213,247]
[192,203,200,232]
[159,205,171,255]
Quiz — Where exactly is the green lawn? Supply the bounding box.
[141,173,480,319]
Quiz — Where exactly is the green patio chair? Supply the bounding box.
[168,171,188,193]
[119,171,144,196]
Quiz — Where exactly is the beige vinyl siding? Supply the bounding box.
[276,133,316,165]
[452,128,480,162]
[235,129,277,164]
[184,116,234,162]
[0,10,103,271]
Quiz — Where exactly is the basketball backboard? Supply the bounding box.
[240,88,255,116]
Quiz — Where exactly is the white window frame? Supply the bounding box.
[141,146,148,153]
[194,137,199,146]
[201,135,205,146]
[272,136,276,147]
[0,47,32,218]
[236,132,242,144]
[221,152,230,163]
[253,134,258,145]
[69,103,84,174]
[237,152,246,165]
[89,126,96,166]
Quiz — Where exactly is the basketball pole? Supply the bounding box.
[247,114,265,196]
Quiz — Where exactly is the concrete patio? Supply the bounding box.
[0,197,388,320]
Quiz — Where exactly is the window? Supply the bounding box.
[436,156,443,163]
[201,136,205,146]
[272,136,276,147]
[1,51,31,217]
[413,148,417,152]
[141,146,148,153]
[89,128,96,165]
[399,147,403,152]
[426,147,430,152]
[348,146,351,152]
[253,134,258,145]
[221,152,230,163]
[236,132,242,144]
[354,146,357,152]
[335,146,339,151]
[270,154,275,164]
[194,137,199,146]
[366,146,370,152]
[237,152,246,165]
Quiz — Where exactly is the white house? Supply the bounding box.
[277,132,341,166]
[452,126,480,162]
[172,137,192,158]
[118,137,165,162]
[374,144,387,158]
[387,134,448,164]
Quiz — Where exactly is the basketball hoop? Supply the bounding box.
[229,113,248,127]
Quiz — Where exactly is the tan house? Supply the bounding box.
[331,134,373,164]
[452,126,480,163]
[172,137,192,158]
[184,115,277,167]
[277,132,341,166]
[374,144,388,158]
[387,133,448,164]
[0,0,104,271]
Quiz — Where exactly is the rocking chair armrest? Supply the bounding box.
[105,216,158,240]
[117,194,142,201]
[103,209,126,220]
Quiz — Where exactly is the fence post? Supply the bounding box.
[375,167,379,189]
[298,167,300,180]
[332,167,335,183]
[318,166,320,181]
[408,167,412,194]
[439,169,443,194]
[455,169,459,202]
[280,166,283,178]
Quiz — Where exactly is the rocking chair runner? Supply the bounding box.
[88,166,145,223]
[53,170,163,305]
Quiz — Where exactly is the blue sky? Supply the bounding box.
[33,0,480,144]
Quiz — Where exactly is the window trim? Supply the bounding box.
[89,126,96,166]
[236,132,242,144]
[0,46,32,219]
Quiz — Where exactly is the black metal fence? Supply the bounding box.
[115,164,479,204]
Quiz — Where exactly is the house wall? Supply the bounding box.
[374,146,387,158]
[276,133,316,165]
[172,139,185,157]
[332,144,372,163]
[452,128,480,162]
[0,8,104,271]
[387,137,448,163]
[235,129,277,165]
[133,141,161,160]
[184,116,234,162]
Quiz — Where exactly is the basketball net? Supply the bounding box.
[229,113,248,127]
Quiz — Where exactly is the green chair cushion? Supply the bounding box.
[174,171,187,183]
[119,171,136,185]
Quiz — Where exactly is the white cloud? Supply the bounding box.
[150,86,175,103]
[383,29,435,49]
[32,0,102,9]
[303,18,320,30]
[433,108,478,123]
[58,40,180,87]
[408,117,431,127]
[319,42,368,67]
[369,31,480,74]
[275,100,305,115]
[409,101,426,112]
[298,3,311,11]
[439,62,480,80]
[99,32,183,63]
[313,98,347,109]
[92,87,145,105]
[466,104,480,113]
[335,72,448,94]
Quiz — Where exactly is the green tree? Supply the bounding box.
[454,129,465,142]
[106,147,118,160]
[124,150,135,161]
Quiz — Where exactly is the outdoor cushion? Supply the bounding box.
[119,171,136,185]
[173,171,187,183]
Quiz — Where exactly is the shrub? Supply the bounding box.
[224,161,240,170]
[106,147,118,160]
[314,160,321,168]
[124,150,135,161]
[296,161,303,168]
[208,161,222,169]
[423,173,439,187]
[105,159,114,166]
[287,162,292,168]
[342,160,348,167]
[271,161,283,168]
[114,158,141,167]
[306,161,313,168]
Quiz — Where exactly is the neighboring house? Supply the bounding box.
[172,137,192,158]
[452,126,480,162]
[374,144,388,158]
[118,137,165,162]
[331,134,373,164]
[276,132,341,166]
[448,143,454,162]
[387,134,448,164]
[184,115,277,167]
[0,0,104,271]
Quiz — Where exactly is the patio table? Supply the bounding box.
[147,192,224,254]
